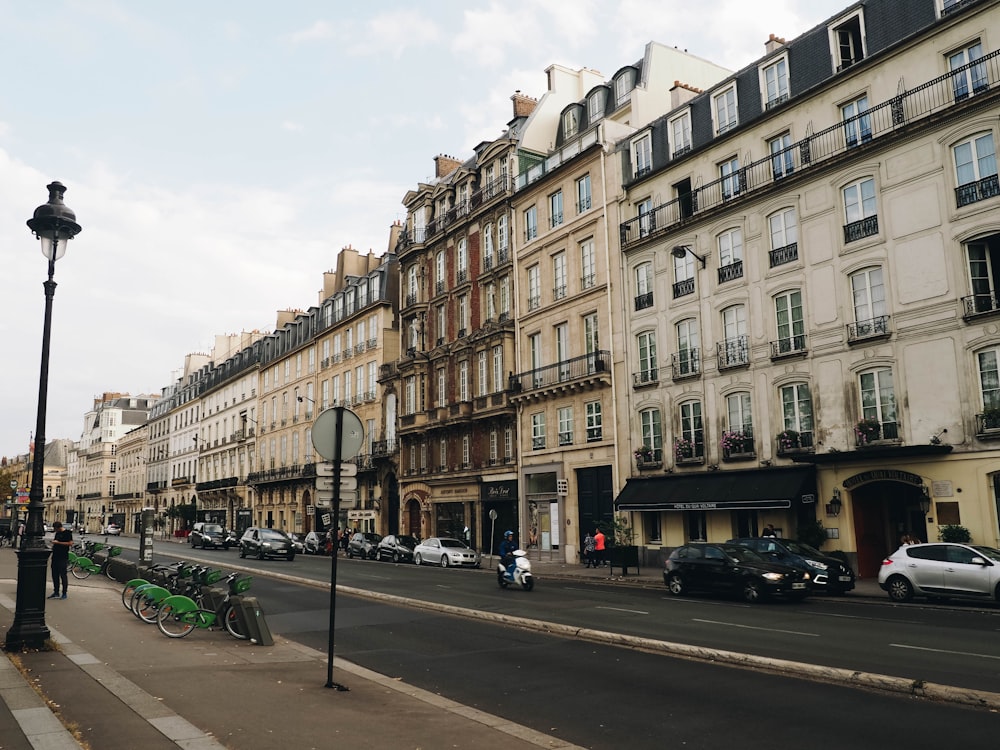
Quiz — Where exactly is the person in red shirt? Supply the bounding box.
[593,528,606,567]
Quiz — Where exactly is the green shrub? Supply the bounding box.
[797,519,827,549]
[939,524,972,543]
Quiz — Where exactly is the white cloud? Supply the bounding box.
[284,20,336,45]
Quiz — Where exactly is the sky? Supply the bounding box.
[0,0,848,458]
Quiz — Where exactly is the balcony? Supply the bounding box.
[720,430,755,461]
[634,448,663,471]
[532,437,546,450]
[717,336,749,370]
[769,242,798,268]
[617,48,1000,250]
[673,278,695,299]
[553,285,567,300]
[717,260,743,284]
[776,430,815,456]
[457,269,468,284]
[633,369,658,388]
[671,349,700,380]
[966,292,1000,319]
[634,292,653,311]
[847,315,891,343]
[510,350,610,397]
[770,334,807,359]
[976,410,1000,438]
[956,174,999,207]
[843,215,879,243]
[674,439,705,466]
[854,419,900,448]
[527,295,540,311]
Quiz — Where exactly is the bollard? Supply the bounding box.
[231,595,274,646]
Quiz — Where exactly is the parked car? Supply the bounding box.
[376,534,418,563]
[728,537,856,594]
[239,527,296,561]
[189,522,231,550]
[879,542,1000,602]
[413,537,481,568]
[664,542,811,603]
[104,523,122,536]
[347,532,382,559]
[43,523,54,533]
[304,531,327,555]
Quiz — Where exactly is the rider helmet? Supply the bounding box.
[504,530,513,538]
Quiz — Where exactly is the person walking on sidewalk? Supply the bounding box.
[583,531,596,567]
[593,527,607,567]
[49,521,73,599]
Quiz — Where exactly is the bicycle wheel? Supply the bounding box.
[157,599,197,638]
[104,558,118,581]
[132,585,169,623]
[222,603,246,639]
[121,579,148,611]
[71,561,93,580]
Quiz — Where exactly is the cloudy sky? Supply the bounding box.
[0,0,847,457]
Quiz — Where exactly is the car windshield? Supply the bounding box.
[783,540,822,557]
[364,533,381,542]
[260,529,288,540]
[203,524,223,533]
[972,545,1000,563]
[723,546,765,563]
[397,536,417,547]
[440,539,468,549]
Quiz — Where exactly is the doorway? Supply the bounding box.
[852,481,928,577]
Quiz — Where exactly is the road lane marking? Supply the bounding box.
[662,597,751,608]
[596,606,648,615]
[891,643,1000,660]
[693,618,819,637]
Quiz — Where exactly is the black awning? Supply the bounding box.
[615,466,816,511]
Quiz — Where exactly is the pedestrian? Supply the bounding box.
[593,527,606,567]
[49,521,73,599]
[15,520,25,549]
[761,523,777,538]
[583,531,596,567]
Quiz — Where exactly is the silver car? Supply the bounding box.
[413,537,481,568]
[879,542,1000,602]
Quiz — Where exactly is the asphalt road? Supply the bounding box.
[103,539,1000,748]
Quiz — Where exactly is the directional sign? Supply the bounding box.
[316,476,358,492]
[315,461,358,477]
[315,490,358,509]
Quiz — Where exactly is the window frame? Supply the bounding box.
[712,84,739,134]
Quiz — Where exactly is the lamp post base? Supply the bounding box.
[4,543,52,651]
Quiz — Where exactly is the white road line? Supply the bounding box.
[891,643,1000,660]
[693,618,819,637]
[596,606,648,615]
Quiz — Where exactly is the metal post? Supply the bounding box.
[325,407,348,690]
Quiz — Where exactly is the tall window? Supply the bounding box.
[492,345,503,392]
[851,266,886,328]
[614,68,635,107]
[637,331,657,383]
[676,319,700,376]
[859,367,897,438]
[769,132,794,179]
[576,174,592,212]
[504,426,513,459]
[436,368,446,407]
[458,294,468,335]
[721,305,748,368]
[670,112,692,156]
[640,408,662,455]
[633,133,652,177]
[580,239,596,289]
[954,132,998,207]
[635,261,653,309]
[498,214,509,252]
[462,434,470,468]
[478,351,488,396]
[637,197,654,237]
[483,222,495,267]
[405,376,415,415]
[407,266,418,303]
[524,206,538,241]
[726,392,753,435]
[720,157,741,199]
[549,190,564,228]
[531,412,546,450]
[841,95,871,147]
[584,313,600,358]
[588,89,606,121]
[489,429,498,463]
[843,177,878,241]
[457,238,468,280]
[436,303,446,345]
[781,383,814,446]
[527,265,540,310]
[679,401,704,458]
[949,41,988,101]
[553,252,567,300]
[763,57,789,107]
[586,401,603,442]
[718,228,743,268]
[459,360,469,402]
[558,406,573,446]
[977,349,1000,411]
[529,334,542,385]
[499,276,511,316]
[486,282,496,320]
[713,86,738,133]
[769,208,798,251]
[774,290,805,353]
[967,238,1000,313]
[439,437,447,470]
[436,251,446,291]
[563,108,579,139]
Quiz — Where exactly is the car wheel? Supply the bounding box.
[239,546,246,559]
[414,553,423,566]
[392,551,400,563]
[287,552,295,561]
[440,555,450,568]
[667,573,685,596]
[885,575,914,602]
[741,579,762,603]
[257,547,265,561]
[347,548,354,559]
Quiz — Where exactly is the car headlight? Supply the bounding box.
[762,572,785,581]
[805,559,828,570]
[263,543,272,549]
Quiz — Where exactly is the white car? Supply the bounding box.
[104,523,122,536]
[413,537,481,568]
[879,542,1000,602]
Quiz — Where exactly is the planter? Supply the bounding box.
[607,545,640,575]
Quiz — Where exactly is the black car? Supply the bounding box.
[375,534,418,563]
[728,537,856,594]
[664,542,811,603]
[239,527,296,561]
[346,532,382,560]
[189,522,231,550]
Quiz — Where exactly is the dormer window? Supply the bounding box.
[830,12,866,72]
[761,55,789,109]
[563,107,579,139]
[614,68,636,107]
[713,85,738,134]
[588,88,607,122]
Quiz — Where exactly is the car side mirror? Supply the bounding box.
[970,556,988,566]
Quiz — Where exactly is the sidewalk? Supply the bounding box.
[0,547,584,750]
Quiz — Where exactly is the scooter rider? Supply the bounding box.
[500,530,517,574]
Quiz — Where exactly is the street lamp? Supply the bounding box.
[671,245,707,268]
[5,182,82,651]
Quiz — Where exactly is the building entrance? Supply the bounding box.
[851,480,928,578]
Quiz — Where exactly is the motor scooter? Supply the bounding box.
[497,549,534,591]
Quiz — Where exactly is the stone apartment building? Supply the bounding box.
[613,0,1000,575]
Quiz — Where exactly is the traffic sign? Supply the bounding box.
[316,476,358,492]
[315,461,358,477]
[312,407,364,461]
[315,489,358,508]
